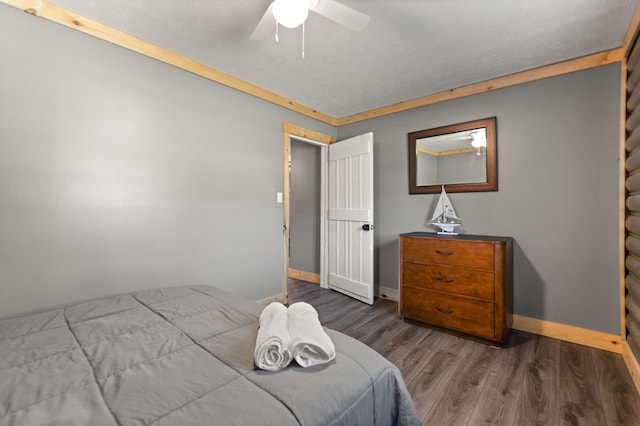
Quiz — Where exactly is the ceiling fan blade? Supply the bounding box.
[312,0,370,32]
[250,2,276,41]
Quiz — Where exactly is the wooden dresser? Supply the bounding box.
[399,232,513,345]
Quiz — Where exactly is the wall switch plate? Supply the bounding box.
[276,192,283,203]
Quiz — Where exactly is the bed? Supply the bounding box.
[0,285,420,425]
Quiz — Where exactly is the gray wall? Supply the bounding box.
[417,151,486,186]
[436,151,487,184]
[416,152,438,186]
[0,5,335,318]
[289,141,321,273]
[338,64,622,334]
[0,4,623,336]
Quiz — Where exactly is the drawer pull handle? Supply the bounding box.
[436,277,454,283]
[436,307,454,314]
[435,250,454,256]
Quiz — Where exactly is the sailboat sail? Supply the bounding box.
[430,186,462,233]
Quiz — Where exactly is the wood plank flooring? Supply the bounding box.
[287,279,640,426]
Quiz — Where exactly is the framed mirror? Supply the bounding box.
[408,117,497,194]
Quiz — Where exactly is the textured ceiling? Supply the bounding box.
[49,0,640,118]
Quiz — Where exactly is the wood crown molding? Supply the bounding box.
[1,0,629,127]
[336,48,624,126]
[282,123,335,144]
[2,0,40,12]
[623,4,640,57]
[513,314,623,354]
[0,0,338,126]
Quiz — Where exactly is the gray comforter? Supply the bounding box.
[0,285,420,425]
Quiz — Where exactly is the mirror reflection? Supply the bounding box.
[416,128,487,186]
[408,117,497,194]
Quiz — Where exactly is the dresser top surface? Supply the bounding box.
[400,232,513,243]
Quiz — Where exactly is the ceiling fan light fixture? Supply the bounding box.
[470,131,487,148]
[272,0,309,29]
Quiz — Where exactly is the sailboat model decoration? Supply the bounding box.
[430,186,462,234]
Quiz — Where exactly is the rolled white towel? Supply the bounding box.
[254,302,292,371]
[288,302,336,368]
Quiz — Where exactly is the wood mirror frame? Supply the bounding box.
[408,117,497,194]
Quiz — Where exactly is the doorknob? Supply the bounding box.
[362,224,375,231]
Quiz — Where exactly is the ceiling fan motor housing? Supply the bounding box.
[273,0,310,28]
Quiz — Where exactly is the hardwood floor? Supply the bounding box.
[287,278,640,426]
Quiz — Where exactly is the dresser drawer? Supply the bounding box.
[403,287,495,339]
[402,237,495,270]
[402,262,495,300]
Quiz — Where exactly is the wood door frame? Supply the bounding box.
[282,123,335,297]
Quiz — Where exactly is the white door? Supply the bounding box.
[328,132,374,304]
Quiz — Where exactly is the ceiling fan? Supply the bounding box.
[250,0,370,41]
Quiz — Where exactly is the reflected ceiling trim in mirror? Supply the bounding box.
[408,117,497,194]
